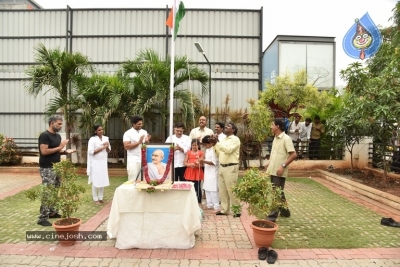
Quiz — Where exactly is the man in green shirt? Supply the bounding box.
[265,119,297,222]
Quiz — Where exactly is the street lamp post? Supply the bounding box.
[194,42,211,128]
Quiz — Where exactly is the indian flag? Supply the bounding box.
[166,1,185,40]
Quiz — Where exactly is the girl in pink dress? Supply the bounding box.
[184,139,204,203]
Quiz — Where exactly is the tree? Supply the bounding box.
[326,92,372,169]
[25,44,92,149]
[247,99,274,167]
[367,2,400,78]
[340,61,400,181]
[260,69,329,118]
[339,3,400,181]
[121,49,208,139]
[75,72,136,137]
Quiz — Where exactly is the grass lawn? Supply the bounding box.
[272,177,400,249]
[0,176,126,244]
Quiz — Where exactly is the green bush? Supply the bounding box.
[232,168,285,219]
[25,160,86,224]
[0,134,22,165]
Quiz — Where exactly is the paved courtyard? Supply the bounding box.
[0,172,399,266]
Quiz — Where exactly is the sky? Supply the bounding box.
[34,0,398,86]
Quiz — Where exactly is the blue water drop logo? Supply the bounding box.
[343,12,382,60]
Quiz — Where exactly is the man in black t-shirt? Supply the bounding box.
[37,115,75,226]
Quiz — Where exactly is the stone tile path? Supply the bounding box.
[0,173,41,199]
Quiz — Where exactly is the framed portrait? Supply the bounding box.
[141,143,174,183]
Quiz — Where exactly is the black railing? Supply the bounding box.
[368,142,400,173]
[14,138,125,159]
[16,135,345,164]
[240,135,345,168]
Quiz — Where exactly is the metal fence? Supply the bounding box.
[240,135,344,168]
[15,134,344,166]
[368,142,400,173]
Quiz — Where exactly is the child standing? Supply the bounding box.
[200,135,220,210]
[184,139,204,203]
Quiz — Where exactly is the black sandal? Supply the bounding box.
[267,249,278,264]
[258,247,268,260]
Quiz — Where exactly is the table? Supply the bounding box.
[107,183,201,249]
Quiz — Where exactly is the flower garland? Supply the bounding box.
[141,145,174,188]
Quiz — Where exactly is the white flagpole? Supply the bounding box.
[168,1,176,141]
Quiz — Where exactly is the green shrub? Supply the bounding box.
[232,168,286,219]
[0,134,22,165]
[25,160,86,223]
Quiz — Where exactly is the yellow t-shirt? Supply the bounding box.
[266,132,295,178]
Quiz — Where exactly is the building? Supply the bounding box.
[262,35,336,90]
[0,0,42,9]
[0,7,262,148]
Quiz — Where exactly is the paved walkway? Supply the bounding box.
[0,172,399,266]
[0,173,41,199]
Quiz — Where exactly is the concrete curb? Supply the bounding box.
[318,169,400,212]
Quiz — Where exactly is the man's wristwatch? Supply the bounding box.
[282,163,286,168]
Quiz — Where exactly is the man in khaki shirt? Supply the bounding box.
[209,122,241,217]
[265,119,297,222]
[309,115,325,160]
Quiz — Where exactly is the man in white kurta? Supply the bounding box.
[288,114,302,154]
[298,118,312,159]
[215,122,226,142]
[165,122,191,181]
[123,116,150,181]
[189,116,214,151]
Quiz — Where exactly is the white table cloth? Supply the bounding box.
[107,183,201,249]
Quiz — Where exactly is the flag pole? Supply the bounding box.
[168,1,176,141]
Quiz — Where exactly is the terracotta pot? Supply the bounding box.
[250,220,278,247]
[52,218,82,246]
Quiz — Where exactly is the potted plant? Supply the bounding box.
[25,159,86,246]
[232,168,285,247]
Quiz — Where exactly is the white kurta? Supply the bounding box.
[165,134,191,167]
[203,147,219,192]
[87,135,111,188]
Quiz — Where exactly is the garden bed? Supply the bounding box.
[327,167,400,198]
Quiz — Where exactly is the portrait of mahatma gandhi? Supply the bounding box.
[145,147,171,181]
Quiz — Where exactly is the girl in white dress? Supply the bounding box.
[87,124,111,204]
[199,135,220,210]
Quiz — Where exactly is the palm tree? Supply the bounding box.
[25,43,92,149]
[122,49,208,139]
[75,72,137,137]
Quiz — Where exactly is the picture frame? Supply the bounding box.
[141,143,174,183]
